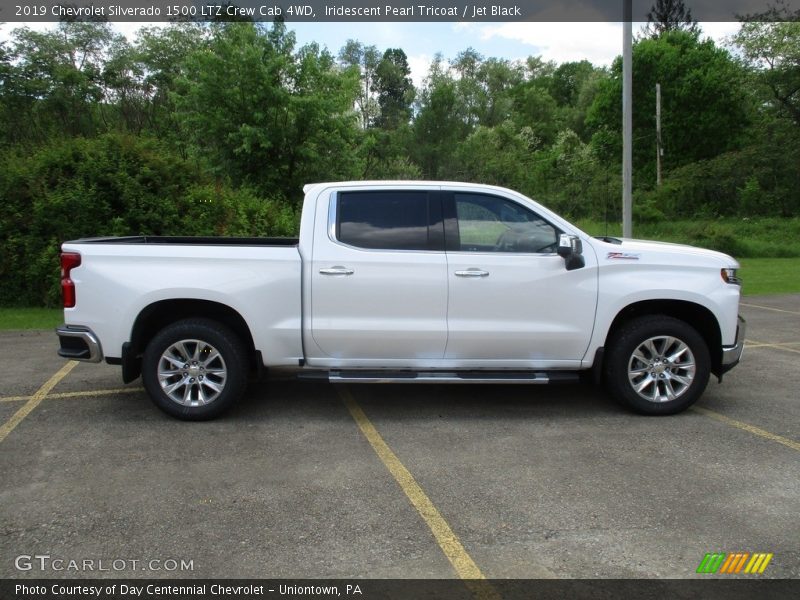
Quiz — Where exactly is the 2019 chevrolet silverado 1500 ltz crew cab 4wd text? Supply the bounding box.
[56,181,745,420]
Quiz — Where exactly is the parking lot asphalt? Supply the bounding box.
[0,295,798,581]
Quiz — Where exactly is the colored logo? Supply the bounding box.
[606,252,640,260]
[697,552,773,574]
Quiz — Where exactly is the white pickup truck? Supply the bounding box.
[57,181,745,420]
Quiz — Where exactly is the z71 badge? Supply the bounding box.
[607,252,641,260]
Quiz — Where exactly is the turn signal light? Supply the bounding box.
[721,268,741,285]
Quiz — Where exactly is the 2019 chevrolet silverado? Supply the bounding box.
[56,181,745,419]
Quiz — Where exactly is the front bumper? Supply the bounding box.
[720,315,746,375]
[56,325,103,363]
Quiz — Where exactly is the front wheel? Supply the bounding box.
[142,318,249,420]
[604,315,710,415]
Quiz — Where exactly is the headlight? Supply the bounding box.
[721,268,741,285]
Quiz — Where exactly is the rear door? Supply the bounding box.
[443,191,598,365]
[309,188,448,364]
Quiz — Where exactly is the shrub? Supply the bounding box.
[0,134,299,306]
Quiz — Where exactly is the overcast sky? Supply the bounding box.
[1,21,742,87]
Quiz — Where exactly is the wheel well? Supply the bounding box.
[129,299,256,364]
[605,300,723,376]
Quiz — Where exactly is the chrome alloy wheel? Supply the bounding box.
[627,336,696,403]
[157,339,227,406]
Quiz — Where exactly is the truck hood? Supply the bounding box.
[591,237,740,268]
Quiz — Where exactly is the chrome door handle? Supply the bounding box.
[319,267,354,276]
[455,269,489,278]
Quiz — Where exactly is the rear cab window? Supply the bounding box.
[336,190,443,251]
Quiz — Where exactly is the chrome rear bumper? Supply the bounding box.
[56,325,103,363]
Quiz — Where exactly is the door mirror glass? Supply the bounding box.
[557,234,582,256]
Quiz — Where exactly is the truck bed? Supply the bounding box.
[61,236,303,366]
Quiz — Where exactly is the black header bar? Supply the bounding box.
[1,579,799,600]
[1,0,799,23]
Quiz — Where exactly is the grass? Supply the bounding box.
[738,258,800,296]
[0,308,62,330]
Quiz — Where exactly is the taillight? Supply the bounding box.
[61,252,81,308]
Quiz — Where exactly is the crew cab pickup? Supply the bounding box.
[57,181,745,420]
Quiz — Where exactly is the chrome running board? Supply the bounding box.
[325,370,580,384]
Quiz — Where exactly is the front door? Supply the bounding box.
[444,191,598,365]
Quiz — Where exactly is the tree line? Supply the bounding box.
[0,12,799,305]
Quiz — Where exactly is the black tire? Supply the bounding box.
[604,315,710,415]
[142,318,249,420]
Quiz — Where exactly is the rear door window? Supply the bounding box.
[337,191,431,251]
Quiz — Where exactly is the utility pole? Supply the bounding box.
[656,82,663,186]
[622,1,633,238]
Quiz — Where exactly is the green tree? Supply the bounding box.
[442,49,525,129]
[733,21,800,126]
[1,22,121,143]
[412,55,470,177]
[372,48,415,129]
[587,30,749,186]
[133,24,207,140]
[548,60,596,107]
[452,120,536,188]
[543,129,603,217]
[510,74,559,147]
[100,35,147,134]
[642,0,699,38]
[173,22,361,202]
[338,39,381,129]
[0,41,11,145]
[453,52,525,128]
[545,60,607,139]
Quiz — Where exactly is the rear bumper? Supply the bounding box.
[720,315,746,374]
[56,325,103,363]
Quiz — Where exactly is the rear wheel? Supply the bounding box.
[605,315,710,415]
[142,318,248,420]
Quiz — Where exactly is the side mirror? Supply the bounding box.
[557,234,585,271]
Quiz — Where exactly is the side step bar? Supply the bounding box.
[322,370,580,385]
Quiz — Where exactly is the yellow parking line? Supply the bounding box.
[745,339,800,355]
[0,361,77,444]
[767,345,800,354]
[0,395,31,403]
[0,387,144,404]
[692,406,800,452]
[741,302,800,316]
[49,387,144,399]
[337,386,508,597]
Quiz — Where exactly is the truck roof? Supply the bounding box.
[302,181,517,195]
